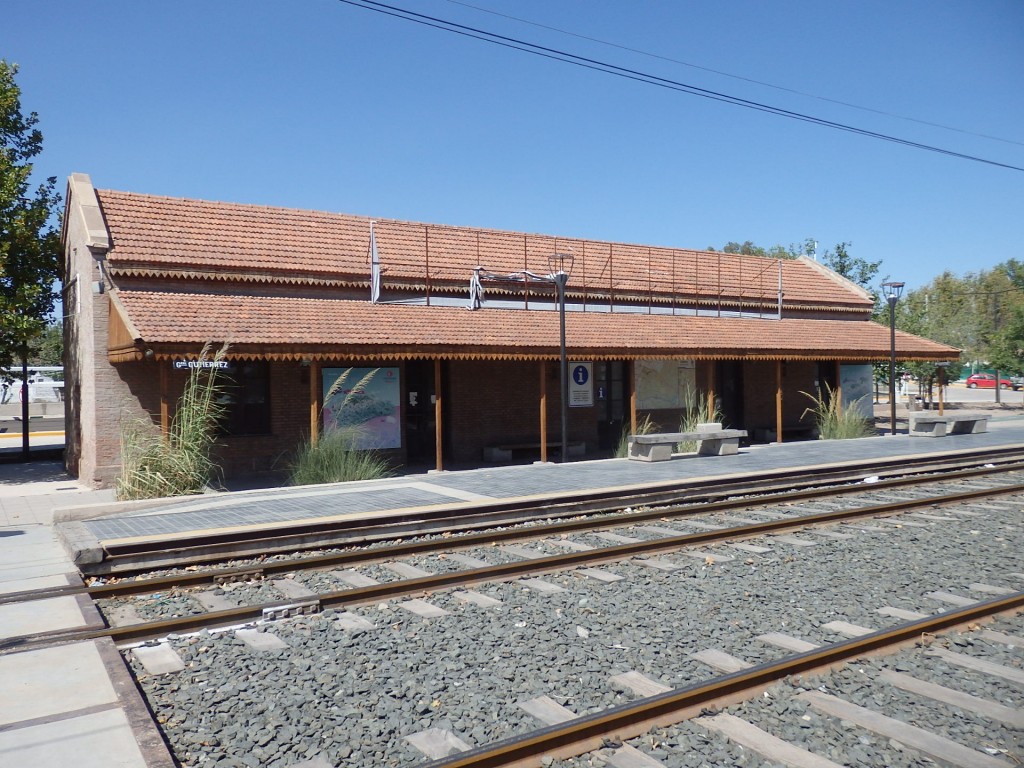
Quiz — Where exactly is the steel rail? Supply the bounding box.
[7,459,1023,607]
[420,592,1024,768]
[4,480,1022,652]
[92,446,1024,569]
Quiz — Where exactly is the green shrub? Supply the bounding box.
[801,384,875,440]
[288,368,393,485]
[676,386,724,452]
[117,344,226,500]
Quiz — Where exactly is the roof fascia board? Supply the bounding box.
[65,173,112,255]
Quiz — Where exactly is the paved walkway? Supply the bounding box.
[1,416,1023,768]
[0,463,165,767]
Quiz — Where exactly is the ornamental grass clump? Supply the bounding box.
[676,386,724,453]
[117,344,227,500]
[801,384,876,440]
[614,414,656,458]
[288,426,392,485]
[288,368,393,485]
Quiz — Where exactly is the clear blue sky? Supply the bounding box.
[5,0,1022,290]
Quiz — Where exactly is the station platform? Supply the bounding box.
[56,418,1024,558]
[1,415,1023,767]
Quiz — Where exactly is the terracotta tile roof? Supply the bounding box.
[113,290,957,362]
[96,190,874,312]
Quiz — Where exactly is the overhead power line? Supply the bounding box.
[443,0,1024,149]
[337,0,1024,173]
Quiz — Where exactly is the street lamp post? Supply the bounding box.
[469,254,574,463]
[548,254,573,463]
[882,281,905,435]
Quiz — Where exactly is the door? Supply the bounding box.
[595,360,627,451]
[404,360,437,465]
[716,361,744,428]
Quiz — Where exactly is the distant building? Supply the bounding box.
[61,173,957,488]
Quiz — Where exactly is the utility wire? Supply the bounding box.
[442,0,1024,149]
[337,0,1024,173]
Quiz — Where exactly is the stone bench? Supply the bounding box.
[908,413,990,437]
[627,423,747,462]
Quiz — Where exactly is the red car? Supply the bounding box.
[965,373,1013,389]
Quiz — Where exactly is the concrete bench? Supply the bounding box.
[908,412,990,437]
[627,423,747,462]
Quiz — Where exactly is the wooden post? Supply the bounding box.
[706,361,717,419]
[775,360,784,443]
[434,359,443,471]
[628,360,637,434]
[309,360,320,445]
[540,362,549,463]
[833,360,842,404]
[159,361,170,437]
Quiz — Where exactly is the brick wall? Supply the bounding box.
[445,359,599,463]
[741,360,819,431]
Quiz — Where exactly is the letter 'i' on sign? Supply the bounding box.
[569,362,593,407]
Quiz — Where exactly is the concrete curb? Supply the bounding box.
[57,521,104,566]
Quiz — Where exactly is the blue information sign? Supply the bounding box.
[569,362,593,407]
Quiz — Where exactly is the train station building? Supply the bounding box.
[60,173,958,488]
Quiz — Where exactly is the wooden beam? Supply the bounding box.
[706,362,717,418]
[159,361,169,437]
[309,360,321,445]
[434,359,444,471]
[540,362,549,463]
[776,360,784,444]
[629,360,637,434]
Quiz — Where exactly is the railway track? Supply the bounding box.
[4,462,1024,653]
[421,599,1024,768]
[8,453,1024,767]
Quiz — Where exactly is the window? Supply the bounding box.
[218,361,271,435]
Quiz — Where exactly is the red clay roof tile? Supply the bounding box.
[115,290,957,361]
[97,190,873,311]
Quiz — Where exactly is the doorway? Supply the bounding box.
[595,360,627,451]
[716,361,744,429]
[404,360,439,465]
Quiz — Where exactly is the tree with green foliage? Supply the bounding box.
[27,320,61,366]
[818,241,884,318]
[0,60,61,374]
[982,262,1024,376]
[897,263,1024,396]
[713,240,813,260]
[897,277,965,402]
[989,306,1024,375]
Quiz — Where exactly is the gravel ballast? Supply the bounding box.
[124,495,1024,767]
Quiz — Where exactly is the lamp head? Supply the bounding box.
[548,252,574,279]
[881,281,905,303]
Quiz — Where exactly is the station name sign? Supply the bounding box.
[172,359,231,370]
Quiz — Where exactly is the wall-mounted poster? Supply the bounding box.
[322,367,401,449]
[840,364,874,420]
[635,359,696,410]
